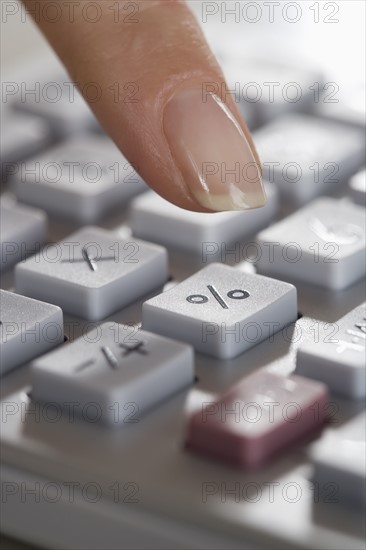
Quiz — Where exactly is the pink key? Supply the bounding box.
[186,370,328,468]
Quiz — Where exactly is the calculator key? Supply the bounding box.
[253,114,365,205]
[310,412,366,507]
[12,135,147,223]
[256,198,366,290]
[0,109,52,165]
[316,81,366,129]
[0,290,63,376]
[296,304,366,399]
[186,369,328,468]
[15,227,168,321]
[223,56,322,127]
[16,74,100,137]
[31,322,194,426]
[129,182,278,255]
[142,263,297,359]
[0,202,47,270]
[349,169,366,206]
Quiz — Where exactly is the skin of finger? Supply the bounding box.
[23,0,261,212]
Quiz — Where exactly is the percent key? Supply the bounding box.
[142,264,298,359]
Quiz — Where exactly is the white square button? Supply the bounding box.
[256,198,366,289]
[0,290,63,376]
[296,303,366,399]
[0,201,47,270]
[142,263,297,359]
[129,182,278,256]
[31,322,194,426]
[15,227,168,321]
[12,135,147,223]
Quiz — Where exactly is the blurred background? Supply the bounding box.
[1,1,365,79]
[1,0,365,119]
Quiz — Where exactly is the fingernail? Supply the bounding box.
[163,88,265,211]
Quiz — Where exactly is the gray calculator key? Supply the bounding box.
[316,81,366,129]
[223,56,322,127]
[142,263,297,359]
[16,74,100,136]
[0,109,52,165]
[296,303,366,399]
[253,114,365,205]
[0,290,63,376]
[12,135,147,223]
[349,169,366,206]
[0,201,47,270]
[310,412,366,508]
[129,182,278,254]
[31,322,194,426]
[256,198,366,290]
[15,226,168,321]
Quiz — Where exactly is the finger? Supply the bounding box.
[22,0,265,212]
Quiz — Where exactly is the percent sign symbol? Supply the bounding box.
[186,285,250,309]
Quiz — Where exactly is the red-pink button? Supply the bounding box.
[186,370,328,468]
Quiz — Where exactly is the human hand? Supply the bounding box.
[22,0,265,212]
